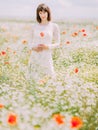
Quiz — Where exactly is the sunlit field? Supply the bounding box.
[0,19,98,130]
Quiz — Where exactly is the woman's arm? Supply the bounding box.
[36,24,60,51]
[48,23,60,49]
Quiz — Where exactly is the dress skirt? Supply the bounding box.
[28,49,55,81]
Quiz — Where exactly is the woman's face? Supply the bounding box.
[39,10,48,21]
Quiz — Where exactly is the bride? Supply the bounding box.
[28,3,60,81]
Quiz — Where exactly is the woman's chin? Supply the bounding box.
[42,18,47,21]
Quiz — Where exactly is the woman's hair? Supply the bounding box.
[36,3,51,23]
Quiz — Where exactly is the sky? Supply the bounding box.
[0,0,98,21]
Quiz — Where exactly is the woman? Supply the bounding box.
[28,3,60,81]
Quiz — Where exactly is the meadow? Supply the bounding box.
[0,19,98,130]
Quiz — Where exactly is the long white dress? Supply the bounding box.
[28,22,60,81]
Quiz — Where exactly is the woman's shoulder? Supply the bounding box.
[51,22,59,28]
[51,22,59,31]
[50,22,58,26]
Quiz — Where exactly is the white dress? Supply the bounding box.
[28,22,60,81]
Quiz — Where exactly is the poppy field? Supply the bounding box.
[0,20,98,130]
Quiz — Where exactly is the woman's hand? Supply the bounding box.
[32,44,49,52]
[38,44,49,50]
[32,46,43,52]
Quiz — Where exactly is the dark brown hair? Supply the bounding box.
[36,3,51,23]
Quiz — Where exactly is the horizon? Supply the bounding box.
[0,0,98,21]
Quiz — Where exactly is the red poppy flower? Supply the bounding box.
[13,51,16,54]
[7,113,17,126]
[71,116,83,129]
[81,29,85,32]
[40,32,44,37]
[53,114,65,125]
[1,51,6,55]
[62,31,66,35]
[74,68,79,73]
[83,33,87,36]
[0,104,4,109]
[96,26,98,30]
[74,32,78,36]
[66,41,71,44]
[22,40,28,44]
[4,62,9,65]
[72,32,78,37]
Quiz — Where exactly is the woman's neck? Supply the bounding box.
[40,20,49,25]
